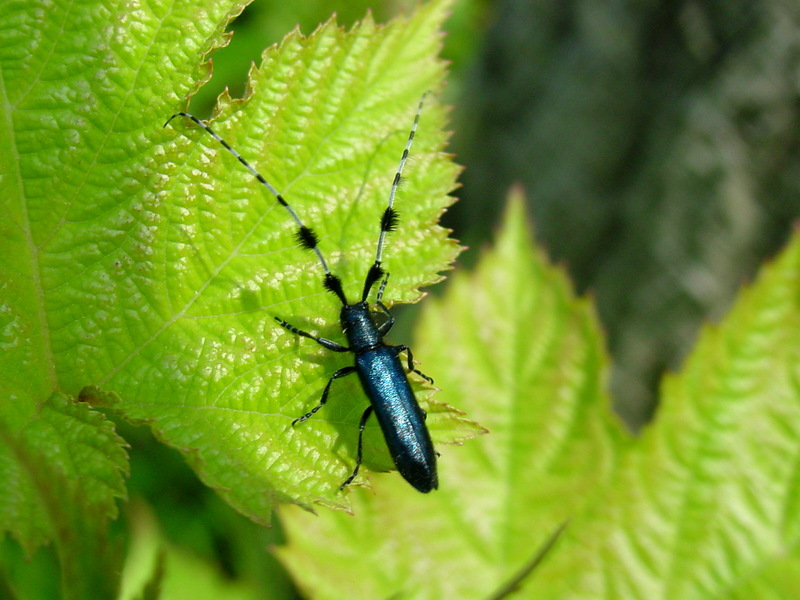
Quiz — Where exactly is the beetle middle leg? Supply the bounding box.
[292,366,357,425]
[392,344,434,384]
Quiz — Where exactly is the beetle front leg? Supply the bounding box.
[275,316,349,352]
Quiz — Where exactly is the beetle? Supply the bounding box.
[165,94,438,492]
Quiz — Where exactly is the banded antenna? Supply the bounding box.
[361,91,429,302]
[164,94,429,307]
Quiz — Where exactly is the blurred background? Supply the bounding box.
[191,0,800,429]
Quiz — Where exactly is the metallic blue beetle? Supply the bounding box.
[166,94,437,492]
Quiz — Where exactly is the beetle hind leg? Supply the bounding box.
[340,405,375,490]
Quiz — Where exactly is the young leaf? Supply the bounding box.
[532,218,800,596]
[276,192,629,599]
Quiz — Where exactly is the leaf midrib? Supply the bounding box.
[0,62,58,392]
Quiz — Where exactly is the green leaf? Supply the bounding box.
[532,213,800,597]
[135,0,463,514]
[2,0,464,541]
[276,189,800,599]
[1,0,247,586]
[0,393,128,598]
[276,191,629,599]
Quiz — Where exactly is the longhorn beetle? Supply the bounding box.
[165,94,438,492]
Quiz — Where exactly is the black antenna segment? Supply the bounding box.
[163,112,348,305]
[361,92,429,302]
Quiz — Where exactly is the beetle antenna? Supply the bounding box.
[361,92,428,302]
[164,113,348,305]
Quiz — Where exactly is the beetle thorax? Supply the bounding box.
[340,302,381,351]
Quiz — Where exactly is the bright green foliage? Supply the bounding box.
[141,0,472,515]
[0,393,128,598]
[1,0,250,591]
[531,214,800,597]
[277,193,630,599]
[277,192,800,599]
[1,0,467,588]
[7,0,799,597]
[188,0,423,113]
